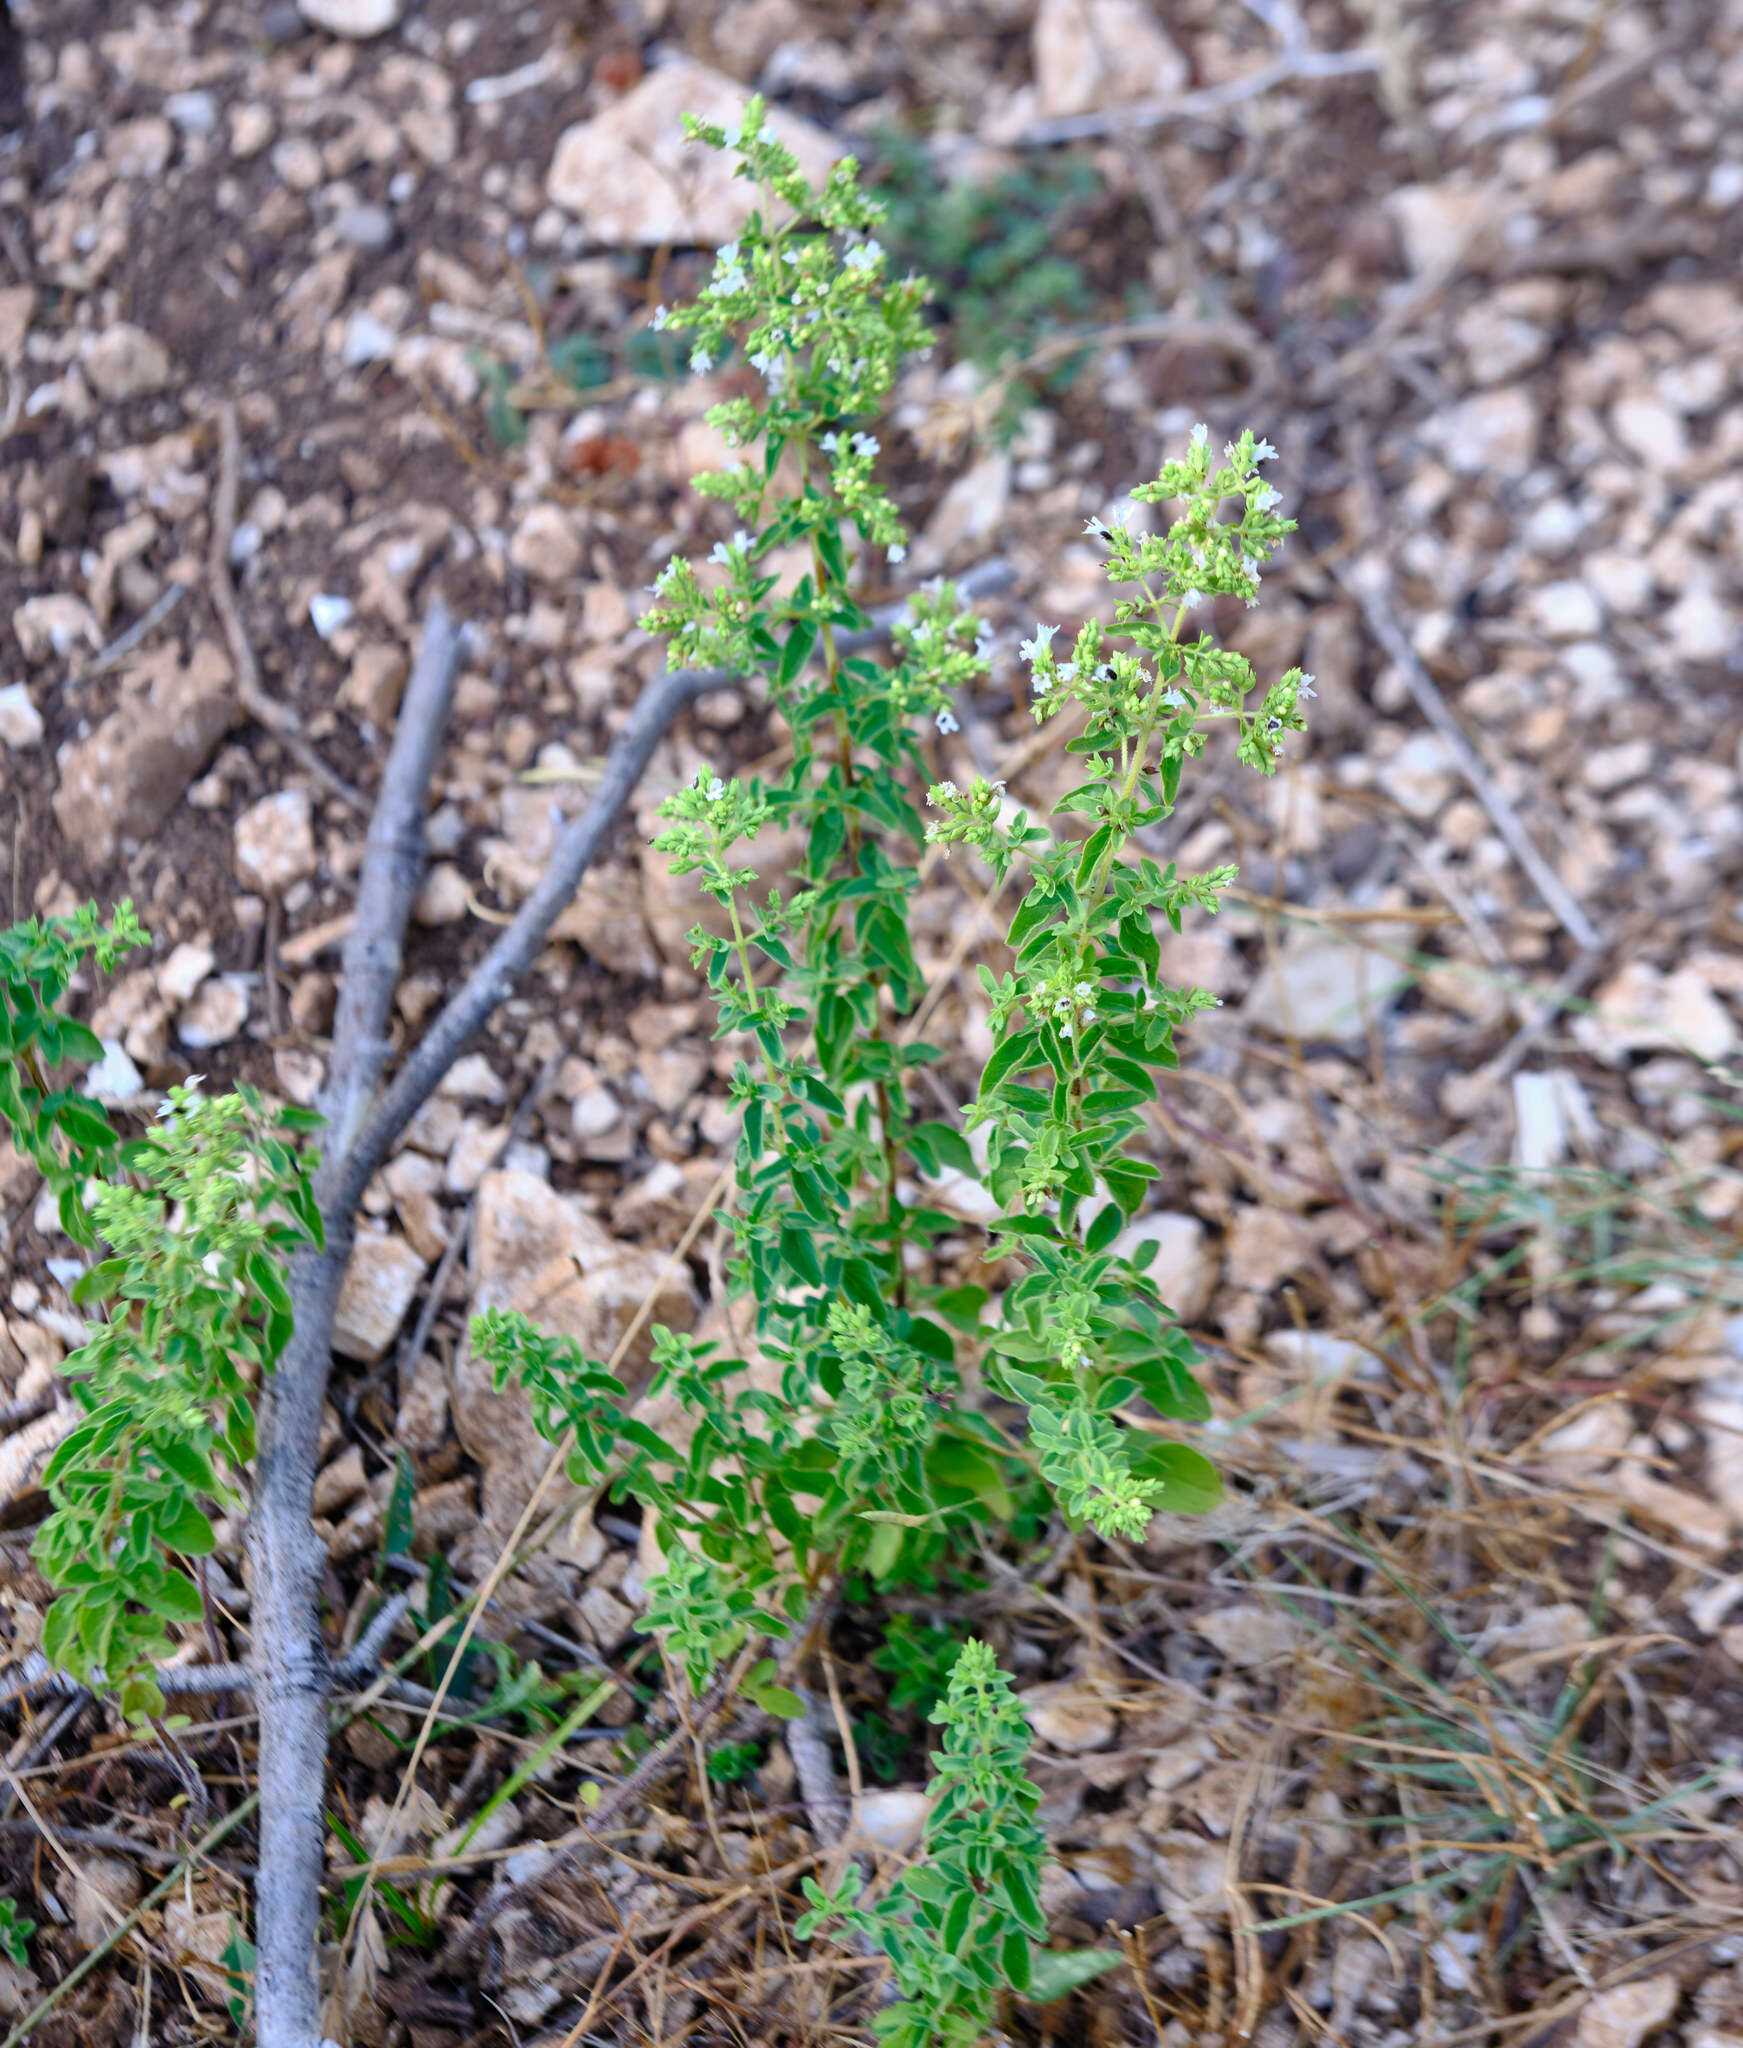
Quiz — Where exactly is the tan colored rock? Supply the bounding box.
[1192,1605,1302,1668]
[333,1230,427,1363]
[1020,1679,1115,1753]
[13,594,100,665]
[1032,0,1187,120]
[81,323,173,402]
[1112,1211,1217,1324]
[457,1171,699,1530]
[853,1787,929,1854]
[234,789,317,895]
[0,286,34,366]
[1572,962,1738,1066]
[340,641,409,724]
[1572,1976,1679,2048]
[509,504,584,585]
[546,61,840,246]
[71,1854,142,1949]
[298,0,403,34]
[414,862,471,925]
[446,1116,509,1194]
[52,640,235,866]
[553,866,660,979]
[0,684,42,750]
[177,976,249,1050]
[1242,935,1411,1045]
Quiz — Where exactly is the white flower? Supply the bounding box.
[1056,662,1076,682]
[1161,687,1186,709]
[1180,589,1206,609]
[717,241,740,265]
[706,776,726,802]
[1257,485,1284,512]
[760,123,778,145]
[1074,982,1093,1001]
[711,264,748,295]
[1018,622,1058,663]
[1190,422,1209,451]
[651,304,669,330]
[931,780,958,804]
[690,344,714,374]
[1297,672,1317,698]
[820,431,841,454]
[935,707,959,735]
[850,431,880,458]
[1082,1010,1095,1025]
[844,239,883,271]
[889,541,907,563]
[1252,438,1277,461]
[1084,516,1109,540]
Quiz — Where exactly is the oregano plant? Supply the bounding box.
[478,100,1310,2029]
[0,907,322,1717]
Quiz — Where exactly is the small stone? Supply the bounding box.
[157,940,216,1004]
[13,594,100,664]
[0,683,42,749]
[1032,0,1187,119]
[271,135,325,190]
[84,1041,144,1102]
[339,641,409,723]
[441,1054,508,1104]
[509,505,584,585]
[177,976,250,1049]
[546,61,839,246]
[333,1230,427,1363]
[163,90,218,135]
[333,203,395,252]
[234,789,317,895]
[1376,731,1457,818]
[309,592,354,641]
[1020,1681,1115,1753]
[1572,1976,1679,2048]
[1580,739,1653,794]
[1582,550,1653,615]
[1386,181,1496,279]
[1529,579,1603,640]
[570,1084,626,1142]
[642,1045,706,1117]
[1192,1606,1302,1668]
[341,309,398,366]
[1609,394,1689,470]
[1242,937,1412,1045]
[298,0,404,36]
[71,1856,142,1949]
[1226,1207,1307,1295]
[1430,385,1538,477]
[1572,961,1738,1066]
[1454,298,1552,385]
[414,862,470,925]
[446,1117,509,1194]
[230,103,275,158]
[1663,577,1735,662]
[853,1788,929,1854]
[107,117,175,180]
[1111,1211,1216,1324]
[911,453,1011,573]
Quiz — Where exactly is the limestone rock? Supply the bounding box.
[13,594,100,665]
[234,789,317,895]
[509,504,584,585]
[458,1171,699,1530]
[1192,1605,1302,1668]
[1020,1679,1115,1753]
[0,683,42,749]
[546,61,840,247]
[81,323,173,402]
[1572,961,1738,1067]
[1032,0,1188,121]
[176,977,249,1050]
[1426,384,1538,477]
[297,0,403,35]
[333,1230,427,1363]
[1572,1977,1679,2048]
[1241,935,1412,1045]
[52,640,235,866]
[71,1855,142,1950]
[1112,1211,1217,1324]
[853,1787,929,1854]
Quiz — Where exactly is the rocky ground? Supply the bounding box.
[4,0,1743,2043]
